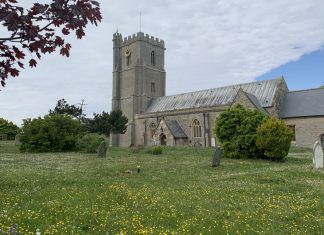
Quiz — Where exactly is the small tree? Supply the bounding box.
[87,111,111,136]
[49,99,83,120]
[109,110,128,134]
[256,117,292,160]
[214,105,266,159]
[20,114,80,152]
[86,110,128,136]
[0,118,20,140]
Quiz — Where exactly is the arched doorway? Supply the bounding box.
[160,134,167,146]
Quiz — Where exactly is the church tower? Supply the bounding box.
[111,32,166,147]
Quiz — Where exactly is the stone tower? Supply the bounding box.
[111,32,166,147]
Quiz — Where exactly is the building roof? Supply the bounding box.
[165,120,187,138]
[146,77,284,113]
[280,88,324,118]
[245,93,269,114]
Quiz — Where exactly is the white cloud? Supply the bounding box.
[1,0,324,125]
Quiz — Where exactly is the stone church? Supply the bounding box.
[110,32,324,148]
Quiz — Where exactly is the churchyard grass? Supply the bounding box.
[0,142,323,234]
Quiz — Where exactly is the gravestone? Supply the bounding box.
[97,141,107,158]
[312,141,323,169]
[194,141,201,153]
[15,134,21,145]
[211,138,216,147]
[212,146,222,167]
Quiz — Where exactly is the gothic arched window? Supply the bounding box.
[150,123,157,138]
[151,51,156,65]
[192,119,202,138]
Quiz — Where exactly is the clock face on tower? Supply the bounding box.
[124,48,131,57]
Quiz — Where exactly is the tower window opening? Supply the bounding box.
[151,51,156,65]
[151,82,156,93]
[126,54,131,66]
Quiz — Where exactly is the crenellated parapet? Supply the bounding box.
[119,32,165,48]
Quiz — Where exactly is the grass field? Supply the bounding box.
[0,141,323,235]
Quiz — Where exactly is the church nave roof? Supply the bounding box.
[146,77,284,113]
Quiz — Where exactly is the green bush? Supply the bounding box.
[256,117,292,160]
[20,114,81,152]
[76,133,106,153]
[0,118,20,140]
[152,146,163,155]
[145,146,163,155]
[214,105,266,159]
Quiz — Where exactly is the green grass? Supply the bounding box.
[0,142,323,235]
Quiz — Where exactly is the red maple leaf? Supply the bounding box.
[29,59,37,68]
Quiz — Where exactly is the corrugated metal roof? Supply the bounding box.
[280,88,324,118]
[146,78,282,113]
[165,120,187,138]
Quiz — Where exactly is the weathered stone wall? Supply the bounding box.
[232,89,260,110]
[283,116,324,148]
[111,32,166,147]
[135,106,227,147]
[265,78,289,117]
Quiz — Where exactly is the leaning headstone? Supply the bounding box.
[15,134,22,145]
[312,141,323,169]
[212,146,222,167]
[97,141,107,158]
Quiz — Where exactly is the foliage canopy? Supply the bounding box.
[256,117,292,160]
[86,110,128,136]
[20,114,81,152]
[0,118,19,140]
[0,0,102,87]
[49,99,83,120]
[214,105,266,159]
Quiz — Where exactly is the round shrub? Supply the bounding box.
[76,133,106,153]
[152,146,163,155]
[145,146,163,155]
[20,114,81,152]
[256,117,292,160]
[214,105,266,159]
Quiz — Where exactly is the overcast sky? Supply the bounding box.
[1,0,324,125]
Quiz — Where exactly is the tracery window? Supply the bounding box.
[192,119,202,138]
[150,123,157,138]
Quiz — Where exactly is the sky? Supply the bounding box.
[1,0,324,125]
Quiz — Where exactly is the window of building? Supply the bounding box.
[150,123,157,138]
[288,125,296,141]
[192,119,202,138]
[126,54,131,66]
[151,82,156,93]
[151,51,155,65]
